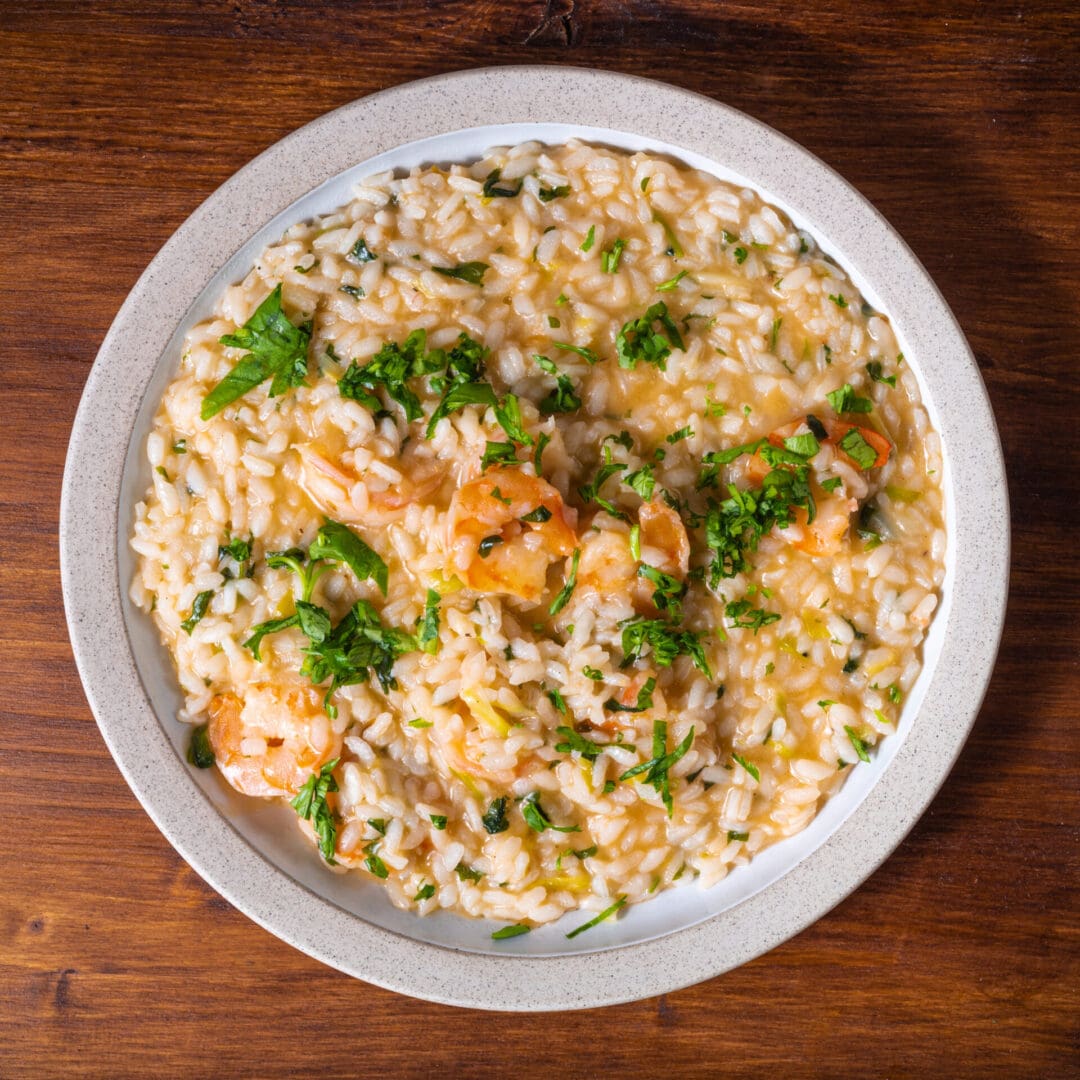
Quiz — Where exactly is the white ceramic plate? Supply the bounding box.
[61,66,1008,1010]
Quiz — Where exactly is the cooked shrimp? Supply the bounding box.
[446,467,577,603]
[297,442,444,525]
[207,684,342,799]
[578,499,690,612]
[741,416,888,555]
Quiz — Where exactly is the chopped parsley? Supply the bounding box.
[290,759,339,862]
[866,361,896,387]
[666,426,693,444]
[493,392,533,445]
[418,588,441,654]
[604,676,656,713]
[580,225,596,252]
[430,814,448,830]
[620,618,712,678]
[844,726,871,763]
[481,441,518,470]
[821,476,843,493]
[338,328,434,422]
[657,270,689,292]
[482,797,510,834]
[364,853,389,879]
[349,238,377,263]
[555,726,631,761]
[427,380,498,438]
[838,428,879,470]
[492,924,531,939]
[733,246,748,264]
[308,518,389,595]
[433,261,489,285]
[521,504,553,524]
[552,341,600,365]
[601,238,627,273]
[455,864,484,883]
[408,718,433,729]
[565,896,627,939]
[625,464,656,501]
[414,883,436,902]
[521,791,580,834]
[186,723,215,768]
[538,184,570,202]
[478,535,503,558]
[727,830,749,842]
[619,719,695,815]
[482,169,522,198]
[731,752,760,781]
[202,284,311,419]
[826,383,873,415]
[637,564,687,621]
[546,687,569,715]
[828,293,848,308]
[532,354,581,415]
[534,432,551,472]
[615,302,685,371]
[549,549,581,616]
[339,284,364,299]
[582,666,604,681]
[180,590,213,634]
[725,599,780,633]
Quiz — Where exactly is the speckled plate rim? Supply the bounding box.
[60,66,1008,1011]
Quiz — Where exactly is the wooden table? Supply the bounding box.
[2,3,1076,1075]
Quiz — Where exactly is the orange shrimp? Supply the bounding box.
[206,685,342,799]
[297,442,444,525]
[445,467,577,603]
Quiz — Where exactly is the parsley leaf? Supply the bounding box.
[349,238,377,263]
[844,726,871,763]
[186,723,215,768]
[565,896,626,939]
[308,519,388,595]
[619,720,694,815]
[414,883,436,902]
[604,676,656,713]
[731,752,760,781]
[637,565,688,621]
[338,328,434,422]
[616,302,685,371]
[202,284,312,419]
[534,354,581,415]
[521,791,580,834]
[866,360,896,387]
[580,225,596,252]
[482,797,510,834]
[552,341,600,365]
[433,262,489,285]
[725,598,780,633]
[838,428,879,470]
[538,184,570,202]
[481,441,518,470]
[657,270,689,292]
[290,759,340,862]
[427,381,498,438]
[492,924,531,939]
[601,238,627,273]
[482,169,522,198]
[180,590,213,634]
[555,726,631,761]
[620,618,712,678]
[493,393,533,445]
[455,864,484,883]
[826,383,873,415]
[549,549,581,616]
[418,587,441,654]
[625,464,655,501]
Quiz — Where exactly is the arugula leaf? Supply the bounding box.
[826,383,873,415]
[565,895,626,939]
[492,924,531,939]
[521,791,580,834]
[481,441,518,470]
[186,723,215,768]
[534,354,581,415]
[309,519,389,595]
[433,262,489,285]
[482,797,510,834]
[725,598,780,633]
[601,238,627,273]
[619,719,694,814]
[604,676,656,713]
[552,341,600,365]
[549,548,581,616]
[494,393,533,445]
[482,169,522,198]
[838,428,878,470]
[418,588,441,654]
[555,726,632,761]
[637,565,687,620]
[620,618,712,678]
[180,590,214,634]
[538,184,570,202]
[615,302,685,371]
[202,285,312,419]
[290,759,340,862]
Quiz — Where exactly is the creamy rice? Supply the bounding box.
[130,141,945,933]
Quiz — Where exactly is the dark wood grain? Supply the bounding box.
[1,2,1077,1075]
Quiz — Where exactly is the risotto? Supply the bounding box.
[129,141,945,937]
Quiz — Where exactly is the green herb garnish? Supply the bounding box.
[601,238,627,273]
[482,797,510,834]
[521,791,580,834]
[549,549,581,616]
[186,723,215,768]
[615,302,684,371]
[845,726,871,763]
[604,676,656,713]
[619,719,694,815]
[180,590,213,634]
[433,261,489,285]
[291,759,340,862]
[565,896,627,939]
[492,924,531,939]
[482,169,522,198]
